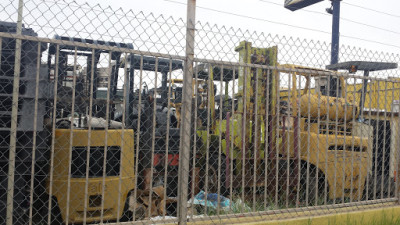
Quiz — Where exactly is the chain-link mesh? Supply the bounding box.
[1,0,400,224]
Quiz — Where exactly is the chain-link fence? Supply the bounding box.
[1,0,400,224]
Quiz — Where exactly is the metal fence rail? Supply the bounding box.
[1,0,400,224]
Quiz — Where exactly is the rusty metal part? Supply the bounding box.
[129,186,177,219]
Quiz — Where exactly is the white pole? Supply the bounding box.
[7,0,24,224]
[177,0,196,224]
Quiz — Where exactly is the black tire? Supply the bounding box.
[39,196,63,225]
[363,175,374,201]
[299,165,324,206]
[363,175,396,200]
[120,196,133,222]
[203,153,228,197]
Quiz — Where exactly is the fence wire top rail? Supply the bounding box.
[2,31,398,83]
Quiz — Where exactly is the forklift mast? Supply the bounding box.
[234,41,278,160]
[48,36,134,126]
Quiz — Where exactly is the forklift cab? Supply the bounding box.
[46,37,136,223]
[48,36,134,124]
[326,61,398,119]
[326,61,398,198]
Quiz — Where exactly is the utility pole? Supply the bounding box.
[284,0,341,96]
[328,0,341,96]
[177,0,196,224]
[7,1,24,225]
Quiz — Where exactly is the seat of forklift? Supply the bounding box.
[155,127,180,137]
[194,63,238,82]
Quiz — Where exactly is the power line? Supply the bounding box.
[341,34,400,50]
[164,0,400,49]
[342,2,400,19]
[164,0,331,34]
[341,18,400,35]
[259,0,400,36]
[262,0,400,19]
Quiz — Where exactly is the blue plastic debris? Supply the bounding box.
[191,190,231,209]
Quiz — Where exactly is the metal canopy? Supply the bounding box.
[326,61,398,72]
[194,63,238,82]
[326,61,399,117]
[49,35,133,54]
[130,55,183,73]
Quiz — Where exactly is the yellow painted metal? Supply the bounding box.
[171,78,207,128]
[234,41,278,161]
[198,119,269,175]
[196,50,374,202]
[299,94,358,120]
[279,129,369,199]
[280,77,400,112]
[354,80,400,111]
[280,63,370,200]
[48,129,135,223]
[197,41,278,176]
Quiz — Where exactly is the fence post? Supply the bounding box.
[6,0,24,225]
[398,117,400,204]
[177,0,196,224]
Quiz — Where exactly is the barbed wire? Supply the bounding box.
[164,0,400,50]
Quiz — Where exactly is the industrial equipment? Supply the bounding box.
[125,55,196,198]
[0,21,49,225]
[42,43,192,223]
[194,41,378,206]
[327,61,399,199]
[0,23,144,224]
[193,41,279,196]
[278,63,369,203]
[1,19,398,224]
[42,36,137,224]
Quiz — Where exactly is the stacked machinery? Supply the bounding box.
[0,20,398,224]
[195,41,393,205]
[0,21,48,225]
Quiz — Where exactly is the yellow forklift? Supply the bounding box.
[326,61,398,200]
[44,37,136,224]
[0,24,133,225]
[195,41,372,206]
[45,44,191,223]
[195,41,280,197]
[277,63,370,203]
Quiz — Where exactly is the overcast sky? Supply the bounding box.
[3,0,399,86]
[4,0,400,59]
[75,0,399,89]
[81,0,400,55]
